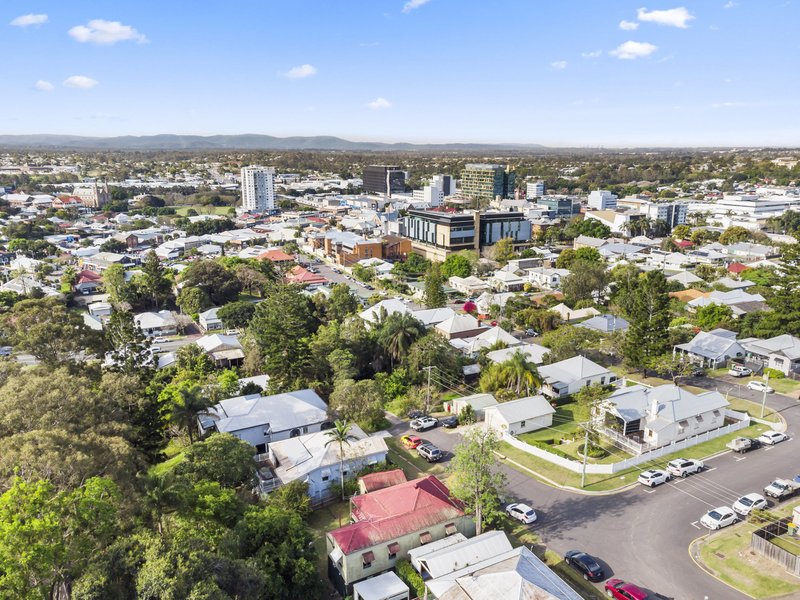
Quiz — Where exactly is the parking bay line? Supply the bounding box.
[734,456,747,462]
[690,521,703,530]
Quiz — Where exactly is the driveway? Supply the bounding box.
[385,391,800,599]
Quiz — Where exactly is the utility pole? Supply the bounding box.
[760,370,770,419]
[423,366,434,415]
[580,426,589,489]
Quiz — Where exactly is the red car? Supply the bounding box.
[401,434,423,449]
[604,579,649,600]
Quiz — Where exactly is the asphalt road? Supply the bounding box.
[389,382,800,600]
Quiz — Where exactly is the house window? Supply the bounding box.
[678,420,688,433]
[445,523,458,536]
[362,551,374,569]
[696,414,704,423]
[775,358,785,367]
[647,430,653,438]
[520,421,526,428]
[321,470,330,482]
[255,443,266,454]
[419,531,432,545]
[712,410,721,418]
[387,542,400,560]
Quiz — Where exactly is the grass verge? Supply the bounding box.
[173,205,235,216]
[307,501,350,598]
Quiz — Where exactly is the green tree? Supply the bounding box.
[490,237,516,264]
[479,350,541,397]
[671,224,691,239]
[572,383,611,421]
[757,242,800,337]
[694,303,734,330]
[139,250,174,309]
[102,263,132,308]
[330,379,385,431]
[216,300,255,329]
[177,286,210,315]
[423,263,447,308]
[168,384,214,443]
[105,310,155,375]
[561,260,609,304]
[405,333,462,385]
[647,353,694,383]
[180,260,242,306]
[174,433,256,488]
[539,326,601,363]
[719,225,752,245]
[324,283,359,323]
[556,247,602,269]
[378,312,425,368]
[449,427,506,535]
[100,238,128,253]
[324,420,357,501]
[440,253,473,278]
[621,270,671,374]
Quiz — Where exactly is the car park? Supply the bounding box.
[401,434,423,449]
[728,365,753,377]
[747,380,775,394]
[732,493,768,516]
[410,416,438,431]
[604,579,650,600]
[417,443,442,462]
[666,458,704,478]
[758,430,788,445]
[407,409,425,420]
[564,550,605,582]
[505,503,537,524]
[440,415,459,428]
[637,469,671,488]
[701,506,738,530]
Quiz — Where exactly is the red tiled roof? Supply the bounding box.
[328,475,466,555]
[359,469,408,493]
[727,262,749,274]
[77,269,102,282]
[285,265,327,284]
[674,239,693,249]
[258,249,296,262]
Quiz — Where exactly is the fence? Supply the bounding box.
[502,416,751,475]
[751,518,800,577]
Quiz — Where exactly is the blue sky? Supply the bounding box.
[3,1,799,146]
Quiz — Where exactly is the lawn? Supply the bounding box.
[696,500,800,599]
[517,403,584,445]
[307,500,350,598]
[726,396,780,423]
[173,205,235,216]
[498,423,770,493]
[384,437,447,480]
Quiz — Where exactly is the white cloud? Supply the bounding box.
[34,80,54,92]
[366,97,392,110]
[551,60,568,70]
[619,20,639,30]
[610,41,658,60]
[68,19,148,45]
[10,14,48,27]
[402,0,431,13]
[723,1,739,8]
[63,75,99,89]
[283,64,317,79]
[581,50,602,58]
[636,7,695,28]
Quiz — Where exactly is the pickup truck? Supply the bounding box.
[764,478,800,500]
[727,437,762,453]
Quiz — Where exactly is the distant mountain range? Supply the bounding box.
[0,134,550,152]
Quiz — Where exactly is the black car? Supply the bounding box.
[564,550,605,582]
[441,415,459,428]
[407,409,425,420]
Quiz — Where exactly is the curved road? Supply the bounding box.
[392,381,800,600]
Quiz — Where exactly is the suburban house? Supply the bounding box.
[74,269,103,294]
[489,270,525,292]
[575,314,629,334]
[198,307,224,332]
[81,251,135,273]
[410,530,511,580]
[573,235,608,250]
[87,301,113,318]
[134,310,178,337]
[359,299,410,326]
[538,356,616,398]
[448,275,490,297]
[485,343,549,366]
[435,313,486,340]
[326,475,475,596]
[740,334,800,375]
[524,267,570,290]
[266,424,388,502]
[285,264,328,287]
[674,329,745,368]
[256,248,296,267]
[424,540,582,600]
[198,388,332,454]
[687,289,767,317]
[411,307,456,327]
[484,395,556,436]
[549,303,600,322]
[453,325,521,354]
[597,384,730,450]
[667,270,704,288]
[444,393,499,419]
[195,334,245,367]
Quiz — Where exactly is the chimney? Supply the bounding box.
[647,390,659,420]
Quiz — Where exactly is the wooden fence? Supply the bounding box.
[751,518,800,577]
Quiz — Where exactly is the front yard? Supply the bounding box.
[695,500,800,599]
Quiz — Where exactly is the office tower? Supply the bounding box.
[363,165,406,196]
[587,190,618,210]
[526,180,545,199]
[460,164,515,201]
[240,166,276,212]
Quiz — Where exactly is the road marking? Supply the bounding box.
[764,446,774,451]
[690,521,702,530]
[642,488,657,494]
[734,456,747,462]
[703,467,717,472]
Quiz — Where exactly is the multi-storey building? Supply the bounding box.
[362,165,406,196]
[526,180,545,199]
[72,181,109,208]
[460,164,515,202]
[240,166,276,212]
[412,174,454,207]
[403,209,531,261]
[536,195,580,218]
[587,189,617,210]
[617,196,688,229]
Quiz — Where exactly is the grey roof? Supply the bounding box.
[667,270,703,285]
[675,331,744,361]
[412,307,456,326]
[206,388,328,434]
[352,572,409,600]
[417,531,513,579]
[538,356,610,386]
[742,334,800,360]
[486,343,549,365]
[574,235,608,248]
[485,395,555,424]
[605,384,729,424]
[714,277,755,290]
[575,314,629,333]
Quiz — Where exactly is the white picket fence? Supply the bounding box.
[502,412,752,475]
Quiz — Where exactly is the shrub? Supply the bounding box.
[396,559,425,599]
[763,367,785,380]
[529,440,571,460]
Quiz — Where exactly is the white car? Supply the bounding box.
[666,458,705,478]
[732,493,768,516]
[729,366,753,377]
[638,469,671,488]
[225,329,239,335]
[150,346,163,353]
[747,380,775,394]
[700,506,738,530]
[410,416,438,431]
[152,336,168,343]
[506,503,537,524]
[758,431,788,445]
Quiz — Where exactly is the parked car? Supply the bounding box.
[525,329,539,337]
[417,443,442,462]
[152,336,168,343]
[604,579,650,600]
[726,437,762,453]
[758,430,788,445]
[150,346,163,353]
[637,469,671,488]
[400,435,423,449]
[728,365,753,377]
[225,329,239,336]
[0,346,12,357]
[410,416,438,431]
[666,458,705,478]
[700,506,738,530]
[732,493,768,516]
[564,550,605,582]
[441,415,459,428]
[505,503,537,524]
[764,478,800,500]
[407,409,425,420]
[691,367,706,377]
[747,380,775,394]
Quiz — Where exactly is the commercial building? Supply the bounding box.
[363,165,406,196]
[617,196,688,229]
[72,181,109,208]
[460,164,515,201]
[403,209,532,261]
[587,189,617,210]
[240,166,276,212]
[536,195,580,218]
[526,180,545,199]
[412,174,454,207]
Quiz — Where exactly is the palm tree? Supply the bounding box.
[170,384,214,443]
[140,471,188,536]
[325,420,357,501]
[499,350,542,396]
[380,313,424,368]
